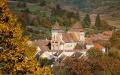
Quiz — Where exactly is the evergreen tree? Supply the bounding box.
[95,14,101,29]
[50,16,57,25]
[82,14,91,28]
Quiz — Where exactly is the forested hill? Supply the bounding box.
[7,0,120,17]
[7,0,80,40]
[57,0,120,16]
[7,0,120,40]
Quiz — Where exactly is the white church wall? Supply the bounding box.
[63,43,77,50]
[79,32,85,42]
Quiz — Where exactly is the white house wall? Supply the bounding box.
[58,52,75,58]
[102,48,106,53]
[79,32,85,42]
[86,44,94,50]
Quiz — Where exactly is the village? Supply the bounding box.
[28,16,113,66]
[1,0,120,74]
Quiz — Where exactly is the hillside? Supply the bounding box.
[57,0,120,15]
[7,0,81,40]
[7,0,120,40]
[7,0,55,40]
[57,0,120,28]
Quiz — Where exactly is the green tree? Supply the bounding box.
[95,14,101,29]
[82,14,91,28]
[87,48,104,58]
[59,18,70,31]
[50,16,57,25]
[39,58,53,67]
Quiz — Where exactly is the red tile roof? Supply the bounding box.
[62,33,73,43]
[34,40,50,46]
[94,43,104,49]
[94,31,113,41]
[102,31,113,36]
[70,33,80,42]
[62,33,79,43]
[70,22,83,32]
[33,40,50,51]
[87,31,113,41]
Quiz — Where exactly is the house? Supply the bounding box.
[95,31,113,41]
[51,22,85,51]
[72,52,82,58]
[69,22,85,43]
[57,51,84,61]
[86,31,113,42]
[86,42,94,50]
[94,43,106,53]
[58,51,75,58]
[62,33,78,50]
[40,51,57,60]
[32,21,111,62]
[32,40,51,55]
[86,42,106,53]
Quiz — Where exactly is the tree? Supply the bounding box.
[40,66,54,75]
[110,30,120,49]
[62,48,120,75]
[88,49,120,75]
[17,0,27,8]
[63,57,92,75]
[87,48,104,58]
[99,20,111,31]
[82,14,91,28]
[58,17,71,31]
[39,58,53,67]
[0,0,53,74]
[95,14,101,29]
[39,0,47,6]
[50,16,57,25]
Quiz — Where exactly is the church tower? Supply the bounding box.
[51,22,63,50]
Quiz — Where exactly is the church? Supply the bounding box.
[33,21,107,60]
[51,22,85,50]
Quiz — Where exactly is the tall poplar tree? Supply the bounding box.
[95,14,101,29]
[82,14,91,28]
